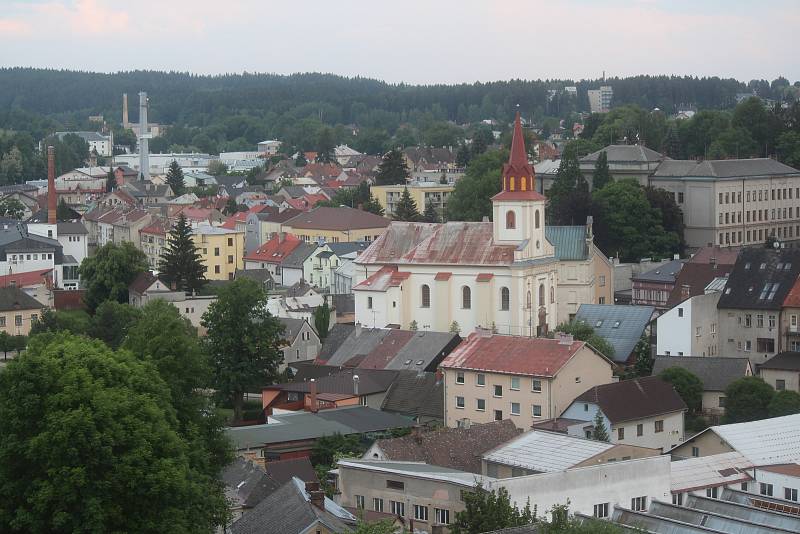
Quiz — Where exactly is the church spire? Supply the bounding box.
[501,111,536,193]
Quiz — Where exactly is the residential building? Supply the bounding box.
[191,225,244,281]
[353,114,562,335]
[139,219,168,270]
[631,258,685,311]
[759,352,800,392]
[53,131,112,157]
[669,451,754,503]
[229,477,355,534]
[717,248,800,367]
[363,420,521,474]
[652,356,753,416]
[279,242,319,287]
[115,153,216,177]
[587,85,613,113]
[277,317,321,368]
[656,291,722,357]
[781,274,800,352]
[650,158,800,249]
[0,287,44,336]
[257,140,281,156]
[331,251,358,295]
[481,429,659,478]
[440,330,614,430]
[282,206,390,243]
[0,269,53,307]
[546,220,614,323]
[561,376,687,451]
[371,182,454,218]
[574,304,655,365]
[113,165,139,186]
[127,271,216,333]
[664,248,737,308]
[121,180,173,205]
[243,232,303,285]
[579,144,666,187]
[87,206,152,249]
[0,224,68,288]
[244,207,302,255]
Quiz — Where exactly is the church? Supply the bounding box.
[352,113,613,335]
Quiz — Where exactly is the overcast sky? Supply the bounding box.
[1,0,797,84]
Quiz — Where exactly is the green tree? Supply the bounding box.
[159,214,207,293]
[0,332,11,360]
[0,147,23,184]
[450,485,533,534]
[106,170,116,193]
[87,301,142,349]
[79,242,148,312]
[351,520,398,534]
[166,160,185,196]
[0,197,25,219]
[313,298,330,340]
[658,367,703,414]
[315,126,336,164]
[123,299,231,477]
[375,148,410,186]
[202,278,285,422]
[207,160,228,176]
[393,187,420,221]
[423,199,440,223]
[295,151,307,167]
[591,150,612,190]
[456,143,472,168]
[0,334,228,533]
[547,142,593,226]
[56,198,72,221]
[553,320,615,361]
[449,321,461,334]
[644,186,686,255]
[29,307,90,337]
[446,149,506,221]
[631,334,654,377]
[223,197,239,215]
[768,390,800,418]
[592,410,610,442]
[409,320,419,331]
[724,376,775,423]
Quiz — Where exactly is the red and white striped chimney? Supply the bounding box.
[47,146,56,224]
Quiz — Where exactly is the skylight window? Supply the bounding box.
[785,263,792,270]
[759,284,771,300]
[612,320,621,329]
[595,320,603,327]
[744,262,751,270]
[760,263,767,270]
[725,288,731,294]
[777,263,784,270]
[768,283,780,301]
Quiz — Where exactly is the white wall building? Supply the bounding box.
[656,291,721,357]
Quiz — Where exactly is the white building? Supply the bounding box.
[257,140,281,156]
[114,153,216,177]
[54,131,113,157]
[656,290,722,357]
[588,86,613,113]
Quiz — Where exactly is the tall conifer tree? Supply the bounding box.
[159,214,206,292]
[165,160,185,196]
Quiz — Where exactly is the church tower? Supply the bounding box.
[492,112,548,259]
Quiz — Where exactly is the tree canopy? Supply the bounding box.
[78,241,149,312]
[446,149,506,222]
[553,320,615,361]
[393,187,420,221]
[658,367,703,414]
[159,213,207,293]
[724,376,775,423]
[165,160,185,196]
[375,148,410,186]
[450,485,534,534]
[768,390,800,418]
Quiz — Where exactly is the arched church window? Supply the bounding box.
[550,286,555,304]
[539,284,545,307]
[526,291,532,309]
[462,286,471,309]
[506,210,516,229]
[500,287,510,311]
[509,177,515,191]
[421,284,430,308]
[535,210,540,229]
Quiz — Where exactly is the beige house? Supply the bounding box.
[282,206,390,244]
[371,182,454,219]
[0,287,43,336]
[759,352,800,393]
[440,331,614,430]
[139,219,168,270]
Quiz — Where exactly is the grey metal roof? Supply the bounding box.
[0,287,44,312]
[281,242,318,269]
[385,330,460,371]
[653,158,800,179]
[483,430,613,473]
[545,226,589,261]
[322,327,390,367]
[221,457,279,509]
[327,241,369,256]
[278,317,308,342]
[633,259,685,283]
[316,324,355,363]
[581,144,667,163]
[56,221,88,235]
[760,351,800,371]
[381,372,443,420]
[652,356,751,391]
[688,493,800,532]
[225,405,413,450]
[574,304,654,362]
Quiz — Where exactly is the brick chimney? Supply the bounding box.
[309,379,318,413]
[305,481,325,509]
[47,146,56,224]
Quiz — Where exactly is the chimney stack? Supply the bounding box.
[122,93,129,128]
[47,146,56,224]
[309,379,318,413]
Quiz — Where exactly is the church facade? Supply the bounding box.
[353,113,610,335]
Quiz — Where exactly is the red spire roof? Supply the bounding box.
[492,111,544,201]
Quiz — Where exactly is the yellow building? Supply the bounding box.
[190,225,245,280]
[371,182,454,219]
[281,206,389,243]
[0,287,44,336]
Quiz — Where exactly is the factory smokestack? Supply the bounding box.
[138,92,150,181]
[122,93,129,128]
[47,146,56,225]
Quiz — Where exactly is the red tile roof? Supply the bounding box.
[353,266,410,292]
[285,193,327,211]
[358,330,417,369]
[179,207,215,221]
[440,333,588,377]
[0,268,52,289]
[476,273,494,282]
[491,190,546,201]
[244,233,302,263]
[140,219,168,236]
[434,272,452,281]
[784,276,800,308]
[689,246,742,266]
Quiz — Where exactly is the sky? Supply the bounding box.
[0,0,797,84]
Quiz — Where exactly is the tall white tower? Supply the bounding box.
[138,92,151,181]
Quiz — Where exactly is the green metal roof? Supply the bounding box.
[545,226,589,261]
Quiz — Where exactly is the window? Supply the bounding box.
[757,338,775,353]
[477,374,485,386]
[214,265,220,274]
[494,385,503,397]
[593,503,609,518]
[786,488,798,502]
[434,508,450,525]
[532,404,542,418]
[741,482,749,492]
[757,314,764,328]
[637,424,643,437]
[456,396,465,409]
[476,399,485,411]
[673,493,684,505]
[500,287,510,311]
[414,505,428,521]
[538,284,545,307]
[534,210,540,229]
[386,480,404,490]
[14,315,22,327]
[678,308,684,317]
[0,317,5,327]
[494,410,503,421]
[654,420,664,433]
[227,254,233,264]
[30,314,37,323]
[506,210,516,229]
[355,495,365,509]
[462,286,471,309]
[511,377,520,390]
[511,402,520,415]
[227,237,233,247]
[421,284,430,308]
[599,275,606,287]
[391,500,404,516]
[456,372,464,384]
[532,379,542,392]
[692,446,700,457]
[631,496,647,512]
[760,483,774,496]
[618,427,625,440]
[744,314,752,327]
[678,192,684,203]
[373,498,384,512]
[214,247,220,256]
[367,297,372,309]
[719,397,726,407]
[745,340,752,352]
[777,379,786,391]
[769,315,776,328]
[706,487,718,499]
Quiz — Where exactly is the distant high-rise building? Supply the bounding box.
[588,86,613,113]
